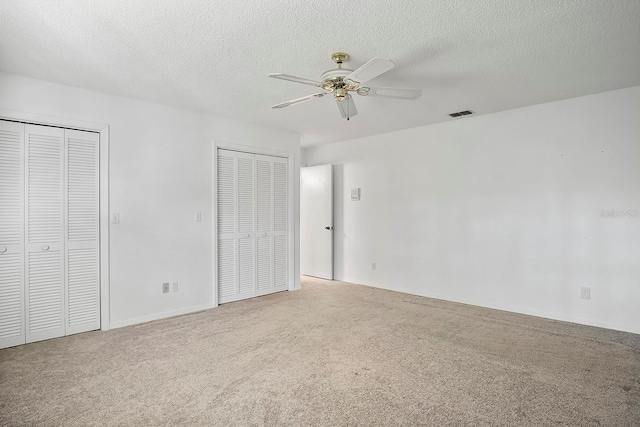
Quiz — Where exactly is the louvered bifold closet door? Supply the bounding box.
[217,150,238,303]
[65,129,100,334]
[217,150,288,304]
[255,156,273,293]
[0,120,26,348]
[218,150,256,303]
[236,152,256,299]
[272,157,288,291]
[25,124,65,343]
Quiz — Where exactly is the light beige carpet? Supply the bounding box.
[1,276,639,426]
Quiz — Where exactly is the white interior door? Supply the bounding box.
[300,164,333,279]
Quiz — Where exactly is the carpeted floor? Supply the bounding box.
[1,276,639,426]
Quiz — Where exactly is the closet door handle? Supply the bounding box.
[42,245,50,251]
[0,246,6,253]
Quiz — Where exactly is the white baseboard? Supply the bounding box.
[341,277,640,336]
[109,303,215,329]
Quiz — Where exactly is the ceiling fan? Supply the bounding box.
[268,52,422,120]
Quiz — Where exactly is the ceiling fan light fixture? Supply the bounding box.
[357,87,370,96]
[335,87,347,101]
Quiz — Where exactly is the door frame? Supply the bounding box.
[212,140,296,307]
[0,108,111,331]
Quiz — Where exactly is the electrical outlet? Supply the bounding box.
[372,262,376,270]
[162,282,170,294]
[172,281,178,292]
[581,287,591,300]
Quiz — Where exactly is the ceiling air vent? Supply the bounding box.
[449,110,474,117]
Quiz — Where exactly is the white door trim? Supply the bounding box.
[212,140,296,307]
[0,109,111,331]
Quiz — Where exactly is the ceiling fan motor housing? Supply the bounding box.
[320,68,359,100]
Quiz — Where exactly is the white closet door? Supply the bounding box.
[272,157,288,290]
[217,150,237,302]
[25,124,65,343]
[236,152,256,298]
[255,155,273,293]
[218,150,257,303]
[0,120,26,348]
[217,149,288,303]
[65,129,100,335]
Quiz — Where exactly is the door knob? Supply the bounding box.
[42,245,49,251]
[0,246,6,253]
[325,226,332,230]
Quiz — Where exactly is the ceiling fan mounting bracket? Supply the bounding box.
[331,52,349,65]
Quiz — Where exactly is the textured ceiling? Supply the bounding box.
[1,1,639,146]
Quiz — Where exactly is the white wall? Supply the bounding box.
[304,86,640,334]
[0,72,301,328]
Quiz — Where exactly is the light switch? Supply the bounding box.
[195,211,202,222]
[351,188,360,201]
[111,212,120,224]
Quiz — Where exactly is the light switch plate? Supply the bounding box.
[111,212,120,224]
[195,211,202,222]
[351,188,360,201]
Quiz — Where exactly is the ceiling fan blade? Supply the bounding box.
[344,57,395,85]
[358,86,422,100]
[271,92,325,109]
[336,94,358,119]
[268,73,323,87]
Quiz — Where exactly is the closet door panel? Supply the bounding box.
[256,236,272,291]
[27,251,63,338]
[236,154,254,234]
[0,120,25,348]
[236,153,255,297]
[238,238,255,295]
[65,129,100,334]
[217,151,236,236]
[217,150,238,303]
[255,157,272,234]
[273,159,287,234]
[272,158,288,290]
[255,156,273,291]
[25,125,65,343]
[218,239,236,301]
[273,235,287,289]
